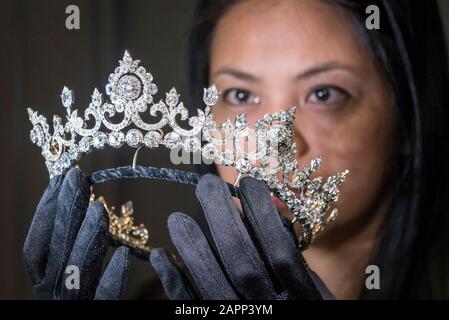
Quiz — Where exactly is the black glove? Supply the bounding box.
[150,174,334,300]
[23,168,130,299]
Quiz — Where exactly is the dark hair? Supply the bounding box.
[186,0,449,299]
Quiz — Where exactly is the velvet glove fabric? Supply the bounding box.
[23,168,130,300]
[150,174,334,300]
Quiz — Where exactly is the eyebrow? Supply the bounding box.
[212,62,355,82]
[212,68,261,82]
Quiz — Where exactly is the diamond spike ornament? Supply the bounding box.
[27,51,349,249]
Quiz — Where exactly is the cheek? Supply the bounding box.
[298,104,396,229]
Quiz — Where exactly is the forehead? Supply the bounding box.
[210,0,370,74]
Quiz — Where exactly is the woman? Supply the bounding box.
[23,0,449,299]
[182,0,449,299]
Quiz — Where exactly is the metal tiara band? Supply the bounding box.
[27,51,349,250]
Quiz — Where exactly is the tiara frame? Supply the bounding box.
[28,51,348,249]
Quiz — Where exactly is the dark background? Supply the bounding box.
[0,0,448,299]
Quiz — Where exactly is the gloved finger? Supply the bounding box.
[168,212,238,300]
[62,202,110,299]
[282,214,332,299]
[37,167,91,295]
[195,174,276,299]
[23,174,64,285]
[239,177,321,299]
[150,247,195,300]
[95,246,130,300]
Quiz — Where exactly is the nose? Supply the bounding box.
[258,96,309,159]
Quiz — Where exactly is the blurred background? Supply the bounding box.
[0,0,448,299]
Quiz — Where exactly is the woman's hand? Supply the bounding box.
[23,168,130,300]
[150,174,334,300]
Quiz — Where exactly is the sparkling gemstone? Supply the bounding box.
[183,137,201,153]
[137,66,146,76]
[144,73,153,82]
[108,131,125,148]
[61,86,74,108]
[105,84,113,95]
[310,157,321,170]
[203,85,219,106]
[221,150,234,166]
[264,114,272,122]
[250,167,265,180]
[267,124,287,142]
[164,132,182,149]
[144,131,162,148]
[166,88,179,107]
[122,50,133,64]
[235,113,248,129]
[92,132,107,149]
[126,129,143,147]
[189,117,200,127]
[144,83,158,95]
[91,88,102,106]
[110,93,118,104]
[117,74,142,100]
[144,94,153,104]
[60,153,71,169]
[201,143,217,160]
[30,127,44,147]
[79,136,92,152]
[280,112,289,122]
[67,146,80,160]
[235,158,251,173]
[221,119,233,130]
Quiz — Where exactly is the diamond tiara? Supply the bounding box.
[27,51,348,249]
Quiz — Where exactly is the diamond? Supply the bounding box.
[201,143,216,160]
[105,84,113,95]
[126,129,143,147]
[183,137,201,153]
[235,113,247,129]
[91,88,102,107]
[250,167,265,180]
[235,158,251,173]
[164,132,182,149]
[144,83,158,96]
[79,136,92,152]
[61,86,74,108]
[92,132,107,149]
[122,50,133,64]
[144,73,153,82]
[203,85,219,106]
[67,146,80,160]
[166,88,179,107]
[137,66,146,76]
[60,153,71,169]
[117,74,142,100]
[30,126,44,147]
[144,131,162,148]
[221,150,234,166]
[109,131,125,148]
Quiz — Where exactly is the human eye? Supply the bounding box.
[222,88,261,106]
[306,85,350,107]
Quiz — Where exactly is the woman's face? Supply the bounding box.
[209,0,397,243]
